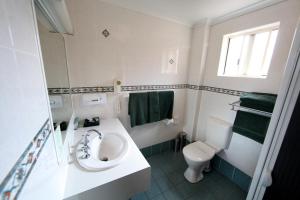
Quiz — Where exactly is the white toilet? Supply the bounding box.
[183,116,232,183]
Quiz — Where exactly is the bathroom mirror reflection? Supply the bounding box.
[36,6,73,144]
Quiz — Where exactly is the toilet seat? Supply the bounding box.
[183,141,216,162]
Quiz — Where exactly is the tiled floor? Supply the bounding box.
[132,152,247,200]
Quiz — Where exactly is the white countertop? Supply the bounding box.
[63,118,150,199]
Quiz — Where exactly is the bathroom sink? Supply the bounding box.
[76,132,129,171]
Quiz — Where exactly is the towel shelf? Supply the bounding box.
[229,100,272,118]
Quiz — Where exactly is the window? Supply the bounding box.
[218,23,279,78]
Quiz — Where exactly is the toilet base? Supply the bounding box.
[184,167,204,183]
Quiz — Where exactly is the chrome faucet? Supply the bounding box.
[87,129,102,140]
[80,134,90,159]
[79,129,102,160]
[82,134,90,147]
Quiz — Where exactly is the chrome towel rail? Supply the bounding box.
[229,100,272,118]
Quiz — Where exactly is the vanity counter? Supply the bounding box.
[63,118,150,200]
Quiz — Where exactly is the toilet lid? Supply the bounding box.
[183,141,216,162]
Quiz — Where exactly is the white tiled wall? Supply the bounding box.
[20,136,66,200]
[0,0,50,182]
[185,0,300,176]
[0,0,63,199]
[64,0,191,148]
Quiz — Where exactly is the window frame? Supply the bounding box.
[218,22,280,79]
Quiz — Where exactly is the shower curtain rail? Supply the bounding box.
[229,100,272,117]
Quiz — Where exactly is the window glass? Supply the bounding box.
[218,23,279,78]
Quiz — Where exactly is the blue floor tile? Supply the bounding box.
[167,170,185,185]
[175,181,198,199]
[163,188,183,200]
[145,152,246,200]
[218,160,234,180]
[150,194,166,200]
[145,179,162,199]
[156,176,174,192]
[152,167,166,180]
[232,169,251,192]
[131,192,148,200]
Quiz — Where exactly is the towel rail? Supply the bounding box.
[229,100,272,117]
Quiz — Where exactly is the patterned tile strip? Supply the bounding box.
[201,85,243,96]
[48,88,70,95]
[47,84,243,96]
[0,119,51,200]
[121,84,188,91]
[71,86,114,94]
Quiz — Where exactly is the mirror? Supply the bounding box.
[35,7,73,144]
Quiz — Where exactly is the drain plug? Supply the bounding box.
[100,157,109,161]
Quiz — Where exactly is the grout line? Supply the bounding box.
[218,158,221,169]
[232,167,236,180]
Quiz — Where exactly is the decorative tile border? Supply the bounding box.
[71,86,114,94]
[121,84,187,92]
[188,84,243,96]
[187,84,201,90]
[0,119,51,200]
[47,84,243,96]
[48,88,70,95]
[201,85,243,96]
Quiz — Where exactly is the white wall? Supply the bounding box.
[0,0,50,181]
[183,21,210,140]
[192,0,300,177]
[64,0,191,148]
[203,0,300,93]
[38,22,69,88]
[0,0,63,199]
[38,22,73,123]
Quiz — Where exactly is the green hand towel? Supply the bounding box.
[240,92,277,112]
[128,91,174,127]
[233,111,270,144]
[148,92,160,122]
[128,92,149,127]
[159,91,174,120]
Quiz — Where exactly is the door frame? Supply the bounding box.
[247,19,300,200]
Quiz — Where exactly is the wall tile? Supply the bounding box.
[5,0,38,55]
[161,141,171,152]
[141,146,152,158]
[152,143,162,156]
[213,156,252,192]
[232,168,252,191]
[211,155,221,169]
[0,120,51,200]
[218,159,234,180]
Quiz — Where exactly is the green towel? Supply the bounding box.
[128,91,174,127]
[159,91,174,120]
[128,92,149,127]
[233,111,270,143]
[240,92,277,112]
[149,92,160,122]
[233,92,276,143]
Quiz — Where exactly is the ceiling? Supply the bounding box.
[99,0,283,26]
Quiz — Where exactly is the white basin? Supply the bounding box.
[76,132,129,171]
